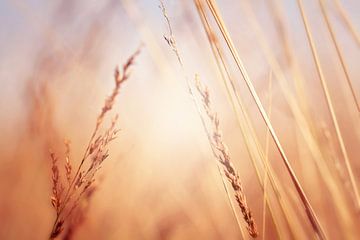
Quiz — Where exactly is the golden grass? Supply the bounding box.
[239,2,355,238]
[192,1,301,238]
[203,0,327,239]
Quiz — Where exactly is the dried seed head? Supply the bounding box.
[194,76,258,238]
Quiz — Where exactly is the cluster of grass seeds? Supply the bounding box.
[48,48,140,239]
[193,76,258,237]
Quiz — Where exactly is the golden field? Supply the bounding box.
[0,0,359,239]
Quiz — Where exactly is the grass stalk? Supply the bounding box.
[262,72,273,240]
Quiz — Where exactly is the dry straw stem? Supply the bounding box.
[296,0,360,211]
[204,0,327,239]
[240,1,355,238]
[318,0,360,113]
[262,73,273,240]
[193,75,258,238]
[49,48,141,239]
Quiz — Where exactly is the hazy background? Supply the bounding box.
[0,0,359,239]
